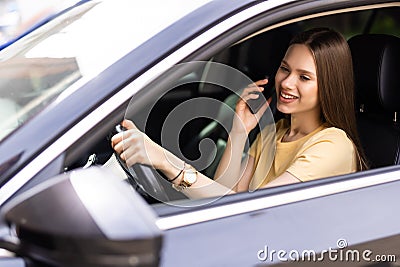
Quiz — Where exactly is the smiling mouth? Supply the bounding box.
[280,91,298,99]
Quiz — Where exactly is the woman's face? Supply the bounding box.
[275,44,320,117]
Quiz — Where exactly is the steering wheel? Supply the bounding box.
[110,125,174,204]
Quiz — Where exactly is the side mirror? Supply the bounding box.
[0,167,162,267]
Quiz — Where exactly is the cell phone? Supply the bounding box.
[246,77,275,114]
[247,91,266,114]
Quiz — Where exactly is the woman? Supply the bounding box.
[111,28,368,199]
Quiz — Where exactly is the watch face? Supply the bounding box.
[185,170,197,184]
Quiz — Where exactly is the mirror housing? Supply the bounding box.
[0,167,162,267]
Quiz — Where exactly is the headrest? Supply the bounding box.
[348,34,400,113]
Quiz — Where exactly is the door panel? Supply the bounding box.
[161,178,400,266]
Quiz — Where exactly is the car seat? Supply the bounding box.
[348,34,400,168]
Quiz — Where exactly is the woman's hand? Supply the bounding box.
[231,79,271,135]
[111,120,164,168]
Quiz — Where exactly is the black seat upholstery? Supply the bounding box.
[348,34,400,168]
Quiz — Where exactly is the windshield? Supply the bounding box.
[0,0,211,141]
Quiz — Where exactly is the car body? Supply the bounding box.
[0,0,400,266]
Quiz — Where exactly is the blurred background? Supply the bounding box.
[0,0,78,45]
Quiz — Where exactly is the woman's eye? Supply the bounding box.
[280,66,289,72]
[300,75,310,81]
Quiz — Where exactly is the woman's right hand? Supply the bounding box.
[231,79,271,135]
[111,120,165,169]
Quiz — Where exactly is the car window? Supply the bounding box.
[0,0,213,142]
[369,7,400,36]
[298,7,400,38]
[0,2,94,141]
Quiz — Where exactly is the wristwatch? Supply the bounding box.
[172,165,197,191]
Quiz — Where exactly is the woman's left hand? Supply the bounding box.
[231,79,271,135]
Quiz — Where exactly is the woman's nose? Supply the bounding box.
[280,74,296,90]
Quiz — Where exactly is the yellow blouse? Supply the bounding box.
[248,119,357,190]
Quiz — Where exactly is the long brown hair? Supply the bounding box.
[289,27,368,170]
